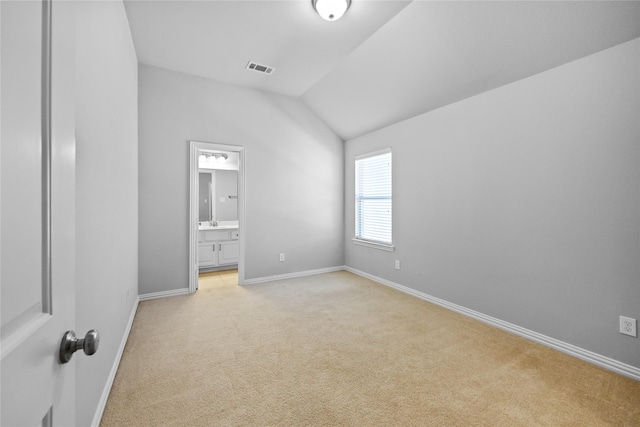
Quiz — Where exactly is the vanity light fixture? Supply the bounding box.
[312,0,351,21]
[200,152,228,161]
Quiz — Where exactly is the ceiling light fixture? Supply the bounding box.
[312,0,351,21]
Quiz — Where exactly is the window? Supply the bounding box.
[354,149,393,250]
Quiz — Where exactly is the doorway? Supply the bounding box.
[189,141,245,291]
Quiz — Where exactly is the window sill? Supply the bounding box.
[351,238,395,252]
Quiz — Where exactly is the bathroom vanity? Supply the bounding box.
[198,221,239,269]
[197,166,239,271]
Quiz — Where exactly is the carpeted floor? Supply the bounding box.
[101,270,640,426]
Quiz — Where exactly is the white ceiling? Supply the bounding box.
[303,1,640,140]
[124,1,640,140]
[123,0,411,97]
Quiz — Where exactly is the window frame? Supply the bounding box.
[352,148,394,252]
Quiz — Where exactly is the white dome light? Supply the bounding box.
[313,0,351,21]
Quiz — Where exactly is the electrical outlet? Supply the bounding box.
[126,288,130,303]
[395,260,400,270]
[619,316,637,337]
[279,253,285,262]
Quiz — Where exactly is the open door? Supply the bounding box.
[189,141,246,291]
[1,1,79,425]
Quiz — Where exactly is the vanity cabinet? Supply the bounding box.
[198,244,217,266]
[198,229,239,268]
[218,241,239,265]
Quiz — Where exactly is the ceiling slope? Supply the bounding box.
[123,0,411,98]
[302,1,640,140]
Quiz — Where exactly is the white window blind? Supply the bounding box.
[355,149,392,245]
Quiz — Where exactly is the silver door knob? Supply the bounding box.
[59,329,100,364]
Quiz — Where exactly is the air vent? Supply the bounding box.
[245,61,275,75]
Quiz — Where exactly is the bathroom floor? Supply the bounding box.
[198,269,238,290]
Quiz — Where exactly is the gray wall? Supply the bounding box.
[139,65,344,294]
[75,1,138,425]
[345,39,640,368]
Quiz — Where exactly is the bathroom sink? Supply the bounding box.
[198,221,238,230]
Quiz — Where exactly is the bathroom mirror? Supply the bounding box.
[198,170,238,222]
[198,172,212,222]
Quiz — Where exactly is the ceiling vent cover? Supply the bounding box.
[246,61,275,75]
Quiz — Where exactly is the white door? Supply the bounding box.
[1,1,77,425]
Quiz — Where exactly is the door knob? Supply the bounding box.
[59,329,100,364]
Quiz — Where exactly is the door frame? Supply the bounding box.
[188,140,245,290]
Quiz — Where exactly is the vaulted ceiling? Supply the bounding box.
[124,0,640,140]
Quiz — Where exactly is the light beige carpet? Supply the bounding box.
[101,270,640,426]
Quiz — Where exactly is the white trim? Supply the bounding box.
[189,140,246,291]
[243,266,344,286]
[189,142,198,294]
[351,238,395,252]
[344,266,640,382]
[139,288,190,301]
[91,297,139,427]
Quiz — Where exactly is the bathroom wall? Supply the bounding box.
[215,170,238,221]
[138,64,344,294]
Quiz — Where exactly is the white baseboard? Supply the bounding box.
[344,266,640,382]
[243,266,344,285]
[91,296,139,427]
[139,287,190,301]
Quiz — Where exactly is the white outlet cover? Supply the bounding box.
[619,316,637,337]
